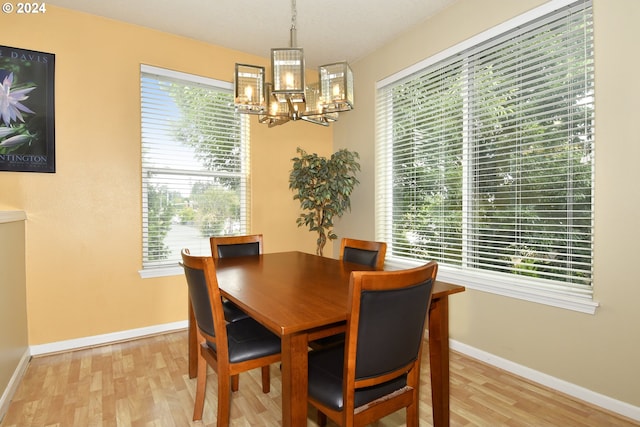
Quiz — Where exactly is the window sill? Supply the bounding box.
[385,258,599,315]
[138,265,182,279]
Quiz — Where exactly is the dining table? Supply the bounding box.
[186,251,465,427]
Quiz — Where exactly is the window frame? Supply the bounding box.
[138,65,250,278]
[375,0,598,314]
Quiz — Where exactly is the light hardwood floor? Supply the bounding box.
[1,330,637,427]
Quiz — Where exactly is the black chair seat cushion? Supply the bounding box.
[222,299,250,323]
[308,345,407,411]
[207,317,280,363]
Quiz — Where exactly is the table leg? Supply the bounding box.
[280,333,309,427]
[428,295,451,427]
[188,300,197,379]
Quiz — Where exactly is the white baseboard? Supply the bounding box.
[30,320,188,356]
[450,339,640,423]
[0,349,30,422]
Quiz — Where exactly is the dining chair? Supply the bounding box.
[339,237,387,270]
[309,237,388,351]
[307,261,438,427]
[210,234,263,323]
[180,249,281,426]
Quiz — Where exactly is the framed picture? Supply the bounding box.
[0,45,55,173]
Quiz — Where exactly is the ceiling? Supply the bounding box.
[46,0,458,68]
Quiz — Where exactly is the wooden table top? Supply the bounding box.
[214,251,464,336]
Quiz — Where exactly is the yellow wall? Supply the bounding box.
[334,0,640,409]
[0,6,332,345]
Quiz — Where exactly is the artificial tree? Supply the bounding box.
[289,147,360,256]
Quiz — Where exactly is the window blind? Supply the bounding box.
[376,0,594,307]
[141,65,250,270]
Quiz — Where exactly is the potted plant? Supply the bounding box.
[289,147,360,256]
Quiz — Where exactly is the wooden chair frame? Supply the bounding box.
[210,234,263,259]
[181,249,280,426]
[309,261,438,427]
[339,237,387,270]
[309,238,388,351]
[210,234,263,325]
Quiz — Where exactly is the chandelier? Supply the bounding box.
[233,0,354,127]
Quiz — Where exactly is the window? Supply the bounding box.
[140,65,249,277]
[376,0,597,313]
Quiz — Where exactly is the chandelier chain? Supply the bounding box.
[291,0,297,30]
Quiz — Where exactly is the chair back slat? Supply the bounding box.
[210,235,263,324]
[355,279,433,379]
[182,264,216,339]
[339,238,387,270]
[342,247,380,268]
[306,260,438,426]
[216,242,260,258]
[180,247,281,425]
[211,234,263,259]
[180,249,227,347]
[345,261,438,390]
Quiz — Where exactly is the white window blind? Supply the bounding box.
[376,0,596,312]
[140,65,249,274]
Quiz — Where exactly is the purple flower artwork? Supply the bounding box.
[0,45,55,172]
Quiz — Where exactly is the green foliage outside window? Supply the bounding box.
[146,184,177,261]
[385,5,594,287]
[141,68,245,267]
